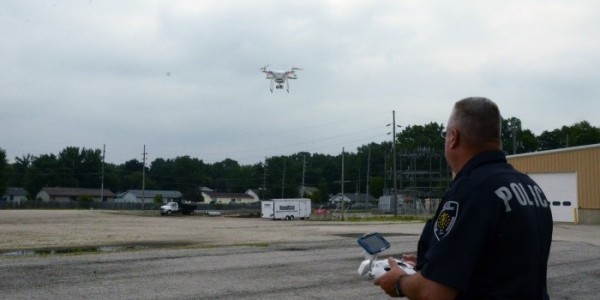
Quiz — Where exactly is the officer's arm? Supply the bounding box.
[400,272,459,300]
[375,258,459,299]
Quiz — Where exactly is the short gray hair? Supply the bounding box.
[450,97,502,147]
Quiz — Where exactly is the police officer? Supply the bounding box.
[375,97,553,299]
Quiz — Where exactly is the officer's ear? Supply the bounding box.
[448,128,459,149]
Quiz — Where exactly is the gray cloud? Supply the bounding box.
[1,0,599,165]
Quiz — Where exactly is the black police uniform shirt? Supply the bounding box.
[415,151,553,299]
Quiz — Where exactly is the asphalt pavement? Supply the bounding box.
[0,222,597,299]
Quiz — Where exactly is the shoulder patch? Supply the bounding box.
[434,201,459,241]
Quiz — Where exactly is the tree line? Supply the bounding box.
[1,119,599,203]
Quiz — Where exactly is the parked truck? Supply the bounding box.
[261,198,311,220]
[160,201,197,216]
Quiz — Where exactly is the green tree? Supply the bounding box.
[57,146,102,188]
[211,158,244,193]
[172,156,211,200]
[503,117,521,154]
[307,189,322,203]
[116,159,154,190]
[6,119,596,202]
[149,156,212,201]
[519,129,539,153]
[153,194,164,206]
[23,154,64,196]
[396,122,445,151]
[564,121,600,146]
[317,180,330,202]
[395,123,448,194]
[537,129,564,150]
[102,163,121,194]
[501,117,539,154]
[537,121,600,151]
[78,148,103,187]
[307,153,340,196]
[369,176,385,199]
[78,194,94,209]
[0,148,8,196]
[265,156,288,197]
[10,154,34,187]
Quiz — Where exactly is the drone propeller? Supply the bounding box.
[291,67,302,71]
[260,65,270,71]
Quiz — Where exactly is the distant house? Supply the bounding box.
[328,193,377,207]
[245,189,262,200]
[36,187,115,203]
[114,190,183,204]
[201,191,258,204]
[198,186,214,193]
[1,187,28,205]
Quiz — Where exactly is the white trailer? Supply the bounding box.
[261,198,311,220]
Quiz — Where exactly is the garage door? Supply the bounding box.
[528,173,578,223]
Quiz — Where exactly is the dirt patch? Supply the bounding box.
[0,210,426,253]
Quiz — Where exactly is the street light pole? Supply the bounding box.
[392,111,398,216]
[281,158,286,198]
[387,111,399,216]
[341,147,345,220]
[101,144,105,203]
[142,145,147,211]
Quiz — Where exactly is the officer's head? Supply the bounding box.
[443,97,502,173]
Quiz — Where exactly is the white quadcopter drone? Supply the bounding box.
[260,65,302,93]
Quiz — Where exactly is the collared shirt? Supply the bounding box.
[416,151,553,299]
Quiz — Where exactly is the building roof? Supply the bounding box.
[198,186,214,192]
[246,188,261,195]
[203,192,254,199]
[4,187,28,196]
[508,143,600,158]
[123,190,183,199]
[40,187,115,197]
[330,193,377,202]
[297,186,319,193]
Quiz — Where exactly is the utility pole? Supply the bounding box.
[142,145,147,210]
[262,157,268,200]
[365,146,370,208]
[301,155,306,198]
[341,147,345,220]
[387,111,399,216]
[100,144,105,202]
[383,155,387,191]
[510,125,517,154]
[393,111,398,216]
[333,148,351,221]
[281,158,286,198]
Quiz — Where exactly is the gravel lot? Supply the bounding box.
[0,210,598,299]
[0,210,425,251]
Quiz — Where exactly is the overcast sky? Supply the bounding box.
[2,0,599,165]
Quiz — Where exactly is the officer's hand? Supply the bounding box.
[402,253,417,268]
[373,257,407,297]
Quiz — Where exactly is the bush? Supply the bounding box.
[153,194,164,206]
[78,194,94,209]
